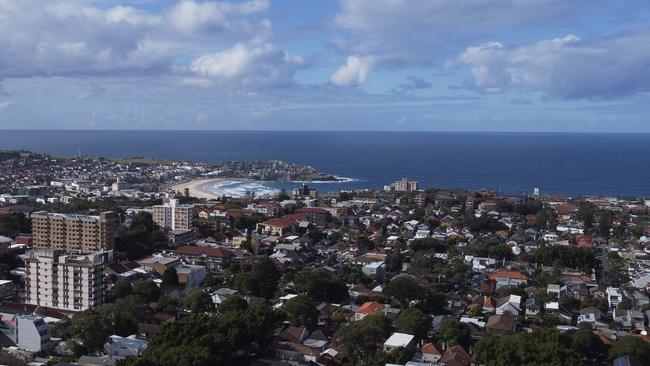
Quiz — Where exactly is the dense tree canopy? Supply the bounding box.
[394,308,431,340]
[184,291,215,313]
[474,327,606,366]
[162,268,179,287]
[114,212,168,260]
[529,245,596,272]
[133,280,162,303]
[122,304,279,366]
[608,336,650,365]
[282,295,319,330]
[293,270,348,303]
[333,314,392,366]
[234,258,281,299]
[436,319,471,348]
[0,213,30,237]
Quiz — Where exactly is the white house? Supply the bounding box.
[383,332,416,352]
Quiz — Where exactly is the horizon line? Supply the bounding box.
[1,129,649,134]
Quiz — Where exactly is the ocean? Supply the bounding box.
[1,130,649,197]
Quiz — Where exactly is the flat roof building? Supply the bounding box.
[153,199,192,231]
[26,249,112,311]
[31,211,117,252]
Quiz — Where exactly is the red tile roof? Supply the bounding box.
[421,342,441,355]
[489,270,528,281]
[356,301,385,316]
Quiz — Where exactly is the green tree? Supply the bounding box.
[383,276,422,309]
[474,328,587,366]
[132,305,279,366]
[103,295,150,336]
[156,295,178,314]
[282,296,319,330]
[162,267,179,287]
[609,336,650,365]
[577,201,597,230]
[184,291,215,313]
[133,280,161,303]
[293,270,348,303]
[334,315,392,365]
[234,258,280,299]
[394,308,431,340]
[114,212,168,260]
[598,210,613,237]
[0,213,31,237]
[112,279,132,299]
[218,296,249,313]
[436,319,471,348]
[70,309,110,352]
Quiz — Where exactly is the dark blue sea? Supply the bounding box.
[1,130,649,197]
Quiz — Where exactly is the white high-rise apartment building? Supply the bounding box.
[26,249,112,311]
[390,178,419,192]
[152,199,192,230]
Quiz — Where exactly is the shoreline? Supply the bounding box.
[171,178,231,200]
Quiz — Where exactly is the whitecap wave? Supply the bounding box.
[204,180,280,198]
[289,176,361,184]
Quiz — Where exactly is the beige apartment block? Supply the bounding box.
[152,199,192,230]
[31,211,117,252]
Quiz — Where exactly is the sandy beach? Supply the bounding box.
[171,178,226,200]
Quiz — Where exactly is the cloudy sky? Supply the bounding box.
[0,0,649,131]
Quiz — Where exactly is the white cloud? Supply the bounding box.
[168,0,269,34]
[0,100,14,111]
[0,0,273,80]
[330,55,375,86]
[454,31,650,99]
[106,6,163,26]
[190,43,304,88]
[0,1,175,78]
[333,0,588,66]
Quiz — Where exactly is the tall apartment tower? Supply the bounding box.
[31,211,118,252]
[25,249,112,311]
[152,199,192,230]
[392,178,419,192]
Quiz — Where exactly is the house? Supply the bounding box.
[257,217,299,236]
[383,332,415,352]
[439,344,472,366]
[174,264,206,287]
[211,288,238,305]
[295,207,331,226]
[303,329,329,351]
[629,310,645,331]
[174,245,233,270]
[544,302,572,323]
[496,295,521,316]
[489,270,528,289]
[354,301,386,321]
[547,284,562,299]
[138,255,180,275]
[525,297,542,318]
[577,307,605,329]
[606,287,623,312]
[104,335,148,357]
[486,314,516,333]
[613,308,632,330]
[277,325,309,344]
[416,342,442,364]
[362,261,386,279]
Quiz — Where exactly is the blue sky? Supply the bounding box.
[0,0,649,131]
